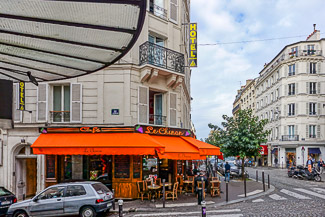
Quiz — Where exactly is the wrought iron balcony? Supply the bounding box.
[309,135,316,138]
[50,111,70,122]
[139,41,185,74]
[282,135,299,141]
[149,2,167,20]
[149,114,166,126]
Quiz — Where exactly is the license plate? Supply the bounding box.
[1,201,11,205]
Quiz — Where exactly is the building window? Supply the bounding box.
[288,125,295,136]
[275,127,279,139]
[310,62,317,74]
[309,125,316,138]
[309,102,317,115]
[288,64,295,76]
[290,46,298,57]
[288,103,295,116]
[288,83,295,95]
[307,45,315,55]
[310,82,316,94]
[149,0,167,20]
[52,85,70,122]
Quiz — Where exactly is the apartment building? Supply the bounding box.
[232,79,256,116]
[256,28,325,167]
[0,0,192,199]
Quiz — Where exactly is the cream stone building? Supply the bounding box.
[232,79,256,116]
[256,28,325,167]
[0,0,192,200]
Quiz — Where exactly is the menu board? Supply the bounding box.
[133,156,141,178]
[177,160,183,175]
[46,155,56,178]
[114,156,130,178]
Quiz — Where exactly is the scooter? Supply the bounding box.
[288,166,299,178]
[297,167,321,182]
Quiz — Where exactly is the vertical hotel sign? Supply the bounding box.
[189,23,197,67]
[19,81,25,110]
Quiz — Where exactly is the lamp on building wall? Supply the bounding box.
[21,138,27,145]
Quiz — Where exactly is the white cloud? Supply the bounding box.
[190,0,325,140]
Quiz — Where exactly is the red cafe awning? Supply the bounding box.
[31,133,165,155]
[151,135,202,160]
[181,137,221,156]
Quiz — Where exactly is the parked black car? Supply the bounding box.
[0,187,17,216]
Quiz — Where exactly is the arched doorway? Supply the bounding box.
[15,145,37,200]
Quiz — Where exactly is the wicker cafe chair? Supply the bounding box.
[176,175,184,193]
[185,176,195,193]
[136,181,150,201]
[197,181,206,198]
[210,181,220,197]
[165,182,178,200]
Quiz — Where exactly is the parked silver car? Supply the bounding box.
[7,181,114,217]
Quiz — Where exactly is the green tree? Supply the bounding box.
[209,109,270,180]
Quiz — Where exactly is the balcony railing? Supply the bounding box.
[149,3,167,20]
[50,111,70,122]
[149,114,166,126]
[139,41,185,74]
[282,135,299,141]
[309,135,316,138]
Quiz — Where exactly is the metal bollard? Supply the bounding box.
[256,170,258,182]
[201,177,205,200]
[23,194,25,200]
[112,189,115,210]
[118,199,123,217]
[268,174,270,189]
[201,200,207,217]
[282,162,283,169]
[162,179,166,208]
[226,181,228,202]
[262,172,265,192]
[244,177,247,197]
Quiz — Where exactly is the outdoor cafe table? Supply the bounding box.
[160,182,172,187]
[147,184,161,202]
[183,180,194,193]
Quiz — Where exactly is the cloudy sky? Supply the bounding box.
[190,0,325,140]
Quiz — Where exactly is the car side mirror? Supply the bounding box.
[33,197,39,202]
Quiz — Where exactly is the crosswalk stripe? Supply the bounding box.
[312,188,325,194]
[294,188,325,199]
[280,189,311,199]
[133,209,242,217]
[269,194,287,200]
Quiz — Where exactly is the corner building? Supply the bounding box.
[256,29,325,167]
[0,0,195,200]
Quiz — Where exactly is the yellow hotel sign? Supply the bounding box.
[189,23,197,67]
[19,81,25,111]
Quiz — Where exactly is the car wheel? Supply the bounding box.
[80,206,97,217]
[13,211,29,217]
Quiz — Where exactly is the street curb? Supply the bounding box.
[111,178,276,213]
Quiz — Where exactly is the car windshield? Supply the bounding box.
[0,187,12,196]
[92,183,111,194]
[229,163,236,167]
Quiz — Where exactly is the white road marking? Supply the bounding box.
[238,189,263,197]
[133,209,241,217]
[280,189,311,199]
[155,201,215,208]
[294,188,325,199]
[269,194,287,200]
[252,198,264,202]
[312,188,325,194]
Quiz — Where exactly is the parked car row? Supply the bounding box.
[1,181,114,217]
[0,187,17,217]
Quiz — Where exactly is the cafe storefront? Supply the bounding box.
[32,125,221,199]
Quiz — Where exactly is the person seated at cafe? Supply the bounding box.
[194,171,208,194]
[193,166,199,176]
[186,168,194,177]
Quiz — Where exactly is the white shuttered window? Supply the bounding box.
[169,92,177,126]
[70,83,82,123]
[170,0,178,23]
[37,83,48,122]
[138,86,149,124]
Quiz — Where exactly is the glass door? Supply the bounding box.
[154,94,163,125]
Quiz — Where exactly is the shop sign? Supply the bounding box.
[189,23,197,67]
[111,109,119,115]
[135,125,192,137]
[19,81,25,110]
[39,127,134,134]
[260,145,268,155]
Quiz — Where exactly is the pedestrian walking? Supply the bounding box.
[306,156,313,173]
[274,158,278,168]
[318,158,324,174]
[224,162,230,182]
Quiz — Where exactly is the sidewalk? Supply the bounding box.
[112,178,270,213]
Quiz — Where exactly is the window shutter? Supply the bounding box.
[169,92,177,126]
[138,86,148,124]
[295,83,298,94]
[296,62,299,74]
[306,125,309,138]
[13,83,22,122]
[306,62,309,73]
[285,85,288,96]
[295,125,298,136]
[317,103,321,115]
[306,82,309,94]
[317,82,321,94]
[295,103,298,116]
[70,83,82,123]
[317,125,321,138]
[37,83,48,122]
[317,62,321,74]
[284,104,287,116]
[170,0,178,23]
[284,126,287,135]
[306,103,309,115]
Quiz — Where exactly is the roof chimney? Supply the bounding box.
[306,24,320,41]
[313,24,316,31]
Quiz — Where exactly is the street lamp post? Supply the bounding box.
[301,146,305,167]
